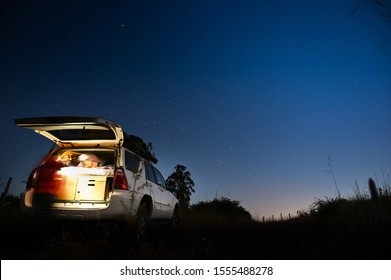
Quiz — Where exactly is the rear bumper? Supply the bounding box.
[19,190,140,221]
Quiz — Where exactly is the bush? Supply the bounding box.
[189,197,253,224]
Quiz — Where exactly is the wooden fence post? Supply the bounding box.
[0,177,13,206]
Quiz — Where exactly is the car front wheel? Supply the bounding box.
[168,207,180,233]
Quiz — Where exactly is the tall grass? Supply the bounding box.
[2,178,391,259]
[297,176,391,227]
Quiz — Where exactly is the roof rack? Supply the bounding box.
[123,133,158,164]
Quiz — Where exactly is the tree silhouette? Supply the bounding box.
[166,164,195,209]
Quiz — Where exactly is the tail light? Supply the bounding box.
[29,158,64,194]
[113,168,129,190]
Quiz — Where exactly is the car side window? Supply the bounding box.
[145,162,156,183]
[153,166,166,188]
[145,162,166,188]
[125,151,140,173]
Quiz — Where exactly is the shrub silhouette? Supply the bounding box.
[190,197,252,223]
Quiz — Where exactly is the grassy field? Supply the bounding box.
[1,191,391,260]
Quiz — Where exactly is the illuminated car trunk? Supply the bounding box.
[54,175,112,202]
[32,148,115,206]
[74,176,108,201]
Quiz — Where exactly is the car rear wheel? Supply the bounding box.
[134,203,149,242]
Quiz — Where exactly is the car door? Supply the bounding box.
[151,166,174,218]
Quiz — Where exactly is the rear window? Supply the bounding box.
[48,129,116,140]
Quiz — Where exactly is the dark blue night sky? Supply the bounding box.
[1,0,391,218]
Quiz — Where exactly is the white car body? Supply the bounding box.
[15,116,179,227]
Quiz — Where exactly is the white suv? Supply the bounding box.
[15,116,179,239]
